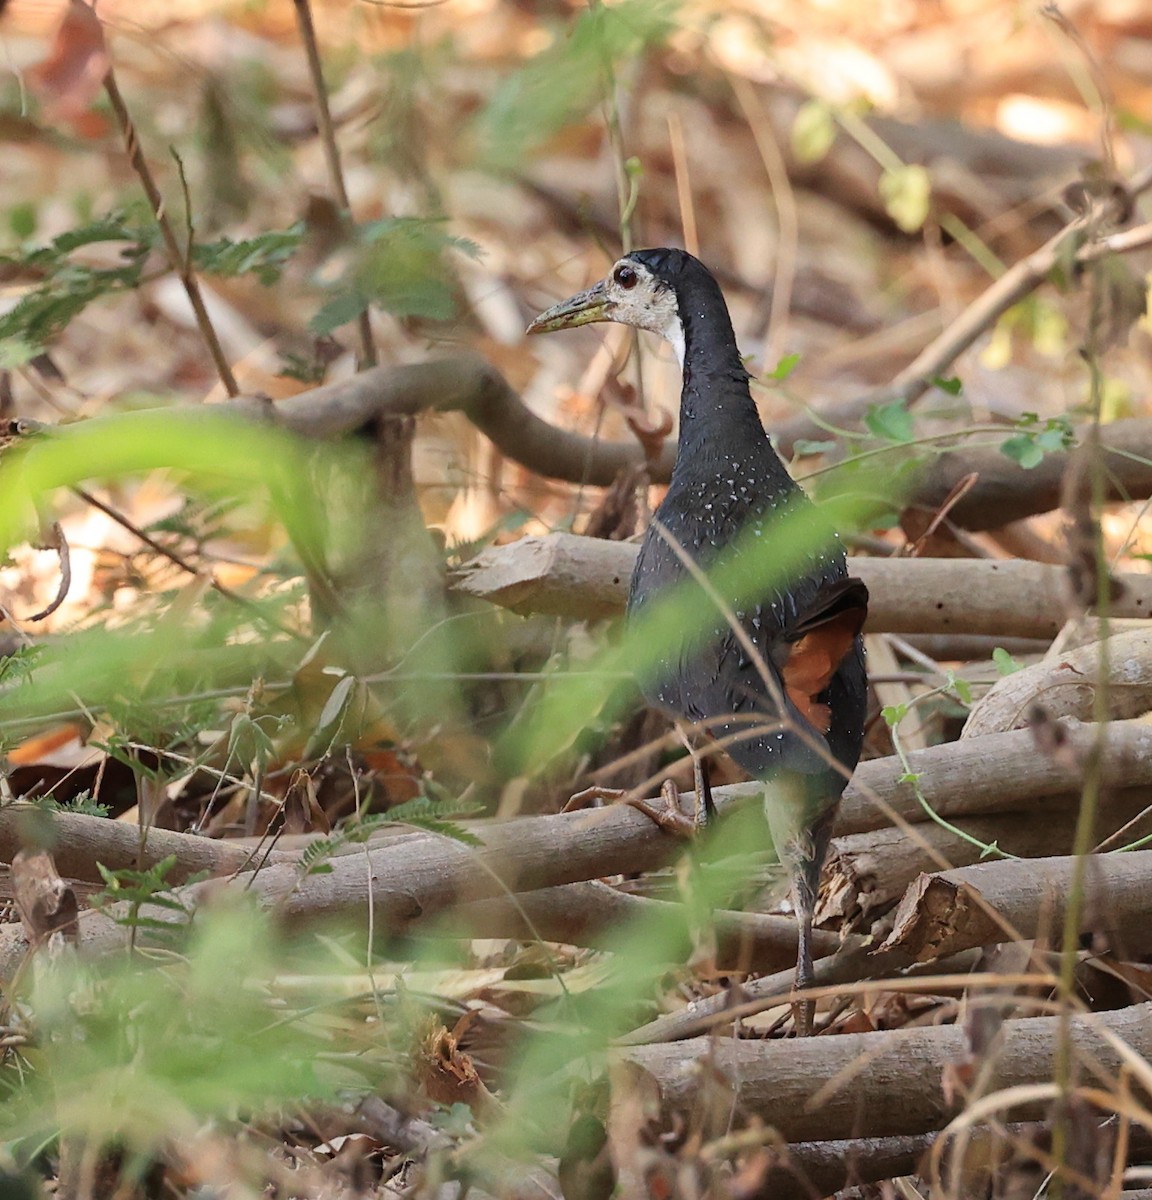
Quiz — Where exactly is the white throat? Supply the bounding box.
[661,313,685,368]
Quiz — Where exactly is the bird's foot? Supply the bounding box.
[625,779,699,838]
[563,781,700,838]
[562,785,627,813]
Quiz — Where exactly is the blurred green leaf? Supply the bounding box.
[312,217,478,331]
[999,434,1044,469]
[474,0,675,170]
[1,903,358,1150]
[791,99,836,164]
[932,375,963,396]
[765,352,801,381]
[192,224,303,283]
[865,398,914,443]
[992,646,1024,676]
[880,164,931,233]
[791,438,838,456]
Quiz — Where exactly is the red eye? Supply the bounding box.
[613,264,638,289]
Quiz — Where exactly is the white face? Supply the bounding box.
[527,257,686,367]
[603,260,685,365]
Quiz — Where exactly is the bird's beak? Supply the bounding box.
[526,280,610,335]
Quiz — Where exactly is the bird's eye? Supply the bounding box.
[613,264,638,289]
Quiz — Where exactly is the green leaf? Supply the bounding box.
[865,399,914,443]
[881,703,908,726]
[9,202,37,239]
[310,287,369,336]
[0,338,40,368]
[999,435,1044,469]
[474,0,674,169]
[765,352,801,381]
[899,771,921,785]
[791,99,836,164]
[950,674,972,705]
[880,165,932,233]
[931,375,962,396]
[992,646,1024,676]
[192,225,303,284]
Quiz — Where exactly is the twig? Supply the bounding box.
[21,521,71,622]
[770,170,1152,457]
[72,487,306,642]
[102,70,239,397]
[732,73,800,372]
[291,0,376,368]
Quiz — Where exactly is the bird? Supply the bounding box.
[527,248,869,1034]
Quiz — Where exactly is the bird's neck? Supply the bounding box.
[671,297,783,475]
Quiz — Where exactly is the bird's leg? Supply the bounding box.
[565,726,712,837]
[678,723,716,827]
[674,720,715,826]
[789,850,823,1037]
[765,788,838,1036]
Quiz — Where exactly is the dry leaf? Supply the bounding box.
[29,0,110,129]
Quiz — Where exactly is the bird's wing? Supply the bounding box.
[776,576,869,734]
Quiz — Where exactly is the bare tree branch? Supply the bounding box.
[449,531,1152,636]
[881,850,1152,963]
[620,1002,1152,1144]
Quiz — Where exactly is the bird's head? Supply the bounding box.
[527,248,698,365]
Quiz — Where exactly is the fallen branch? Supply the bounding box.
[221,355,1152,533]
[881,851,1152,963]
[4,717,1148,979]
[963,628,1152,737]
[840,718,1152,836]
[0,789,753,980]
[449,879,849,973]
[0,802,296,886]
[450,532,1152,637]
[744,1120,1122,1200]
[821,788,1152,928]
[620,1002,1152,1144]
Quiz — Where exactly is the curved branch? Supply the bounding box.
[245,356,1152,533]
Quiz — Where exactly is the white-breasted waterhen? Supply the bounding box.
[527,248,869,1034]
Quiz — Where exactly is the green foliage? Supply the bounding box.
[0,213,153,349]
[992,646,1025,676]
[190,224,303,283]
[473,0,675,170]
[999,412,1075,469]
[0,905,361,1153]
[879,164,932,233]
[864,398,914,443]
[791,438,838,456]
[94,856,204,939]
[791,99,837,164]
[299,792,485,878]
[0,213,303,353]
[311,217,480,333]
[932,375,963,396]
[764,352,801,381]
